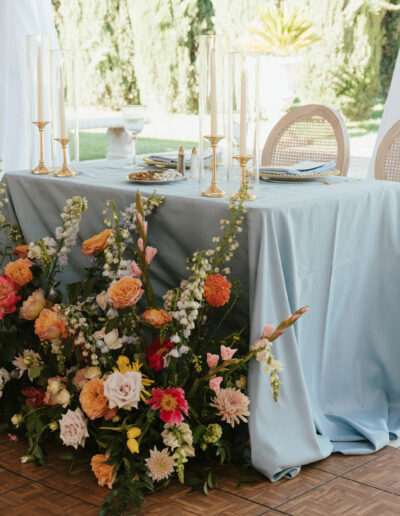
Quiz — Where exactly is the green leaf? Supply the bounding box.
[58,453,75,461]
[28,365,42,380]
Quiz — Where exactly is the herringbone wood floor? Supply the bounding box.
[0,432,399,515]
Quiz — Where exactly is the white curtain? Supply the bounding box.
[0,0,58,174]
[368,51,400,179]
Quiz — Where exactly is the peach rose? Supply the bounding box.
[142,308,172,329]
[91,453,115,489]
[80,378,109,420]
[34,308,66,340]
[19,288,45,320]
[82,229,113,257]
[107,277,143,309]
[12,245,29,259]
[4,259,33,287]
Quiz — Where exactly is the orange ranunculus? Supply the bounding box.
[91,453,115,489]
[34,308,66,340]
[82,229,113,257]
[142,308,172,329]
[19,288,46,320]
[203,274,232,307]
[107,277,143,309]
[80,378,109,420]
[4,259,33,287]
[12,245,29,259]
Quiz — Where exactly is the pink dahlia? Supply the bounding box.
[0,274,21,320]
[210,387,250,428]
[146,386,189,424]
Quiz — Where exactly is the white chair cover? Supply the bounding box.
[0,0,58,174]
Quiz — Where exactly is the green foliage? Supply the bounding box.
[381,1,400,93]
[128,0,214,113]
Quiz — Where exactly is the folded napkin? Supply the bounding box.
[148,149,213,164]
[260,160,336,176]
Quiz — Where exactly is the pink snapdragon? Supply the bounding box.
[209,376,223,394]
[220,345,237,361]
[145,246,157,265]
[130,260,142,277]
[207,353,219,369]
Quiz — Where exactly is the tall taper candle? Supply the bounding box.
[58,66,67,139]
[210,37,218,136]
[37,45,44,121]
[239,59,247,155]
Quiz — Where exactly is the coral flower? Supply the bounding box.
[91,453,115,489]
[34,308,66,340]
[145,337,175,371]
[0,274,21,320]
[107,277,144,309]
[203,274,232,307]
[146,386,188,424]
[210,387,250,428]
[142,308,172,329]
[19,288,46,320]
[12,245,29,259]
[4,259,33,287]
[82,229,113,257]
[80,378,110,420]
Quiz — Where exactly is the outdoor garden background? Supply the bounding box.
[50,0,400,162]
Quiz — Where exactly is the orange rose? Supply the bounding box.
[142,308,172,328]
[4,259,33,287]
[82,229,113,257]
[91,453,115,489]
[80,378,109,420]
[34,308,66,340]
[13,245,29,259]
[203,274,232,307]
[107,277,143,309]
[19,288,46,320]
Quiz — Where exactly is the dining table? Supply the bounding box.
[2,159,400,482]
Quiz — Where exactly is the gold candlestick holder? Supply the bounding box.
[31,121,53,175]
[201,135,225,198]
[54,138,77,177]
[230,155,257,201]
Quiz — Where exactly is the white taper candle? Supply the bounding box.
[58,66,67,139]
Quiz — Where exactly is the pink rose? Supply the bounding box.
[103,371,142,409]
[19,288,45,320]
[59,408,89,449]
[130,260,142,277]
[138,238,144,252]
[145,246,157,265]
[207,353,219,369]
[209,377,223,394]
[0,274,21,320]
[262,324,275,338]
[220,345,237,361]
[72,367,89,391]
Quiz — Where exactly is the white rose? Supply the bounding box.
[48,378,61,395]
[104,329,122,350]
[59,408,89,449]
[103,371,142,409]
[56,389,71,408]
[96,291,108,311]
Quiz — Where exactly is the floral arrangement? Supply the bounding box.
[0,182,308,515]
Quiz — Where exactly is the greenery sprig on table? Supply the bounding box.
[0,182,308,514]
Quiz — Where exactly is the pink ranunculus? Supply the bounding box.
[262,324,275,338]
[0,274,21,320]
[207,352,219,369]
[146,386,188,425]
[130,260,142,277]
[138,238,144,252]
[145,246,157,265]
[209,376,223,394]
[59,408,89,449]
[220,345,237,361]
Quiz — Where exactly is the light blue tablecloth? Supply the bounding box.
[3,160,400,481]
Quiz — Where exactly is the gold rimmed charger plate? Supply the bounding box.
[260,169,340,182]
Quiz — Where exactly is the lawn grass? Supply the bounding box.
[78,131,197,161]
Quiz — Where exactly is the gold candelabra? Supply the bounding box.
[54,138,77,177]
[31,121,52,175]
[230,155,256,201]
[201,135,225,198]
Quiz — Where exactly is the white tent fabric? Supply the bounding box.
[368,52,400,179]
[0,0,57,174]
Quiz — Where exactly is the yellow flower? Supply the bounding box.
[127,438,139,454]
[127,427,141,439]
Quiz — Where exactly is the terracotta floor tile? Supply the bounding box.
[0,482,98,515]
[217,465,334,508]
[143,482,264,515]
[344,448,400,494]
[0,466,28,494]
[310,446,394,475]
[279,477,400,515]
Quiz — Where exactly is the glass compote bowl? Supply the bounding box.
[121,105,146,168]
